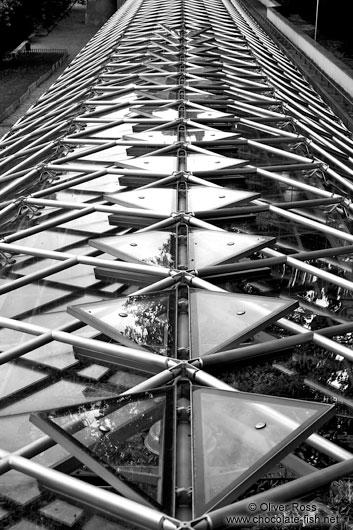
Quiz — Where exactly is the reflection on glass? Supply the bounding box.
[189,289,297,355]
[188,230,275,268]
[33,387,174,512]
[90,231,176,268]
[192,387,333,515]
[106,187,177,212]
[0,379,117,416]
[68,291,176,356]
[0,363,48,401]
[187,186,258,211]
[0,413,43,452]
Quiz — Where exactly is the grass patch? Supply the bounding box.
[0,52,65,114]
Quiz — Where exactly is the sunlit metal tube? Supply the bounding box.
[78,256,169,277]
[259,203,353,244]
[0,142,55,180]
[138,217,177,232]
[248,139,313,163]
[186,275,226,292]
[255,167,336,199]
[1,206,95,244]
[188,218,225,231]
[0,320,82,365]
[0,257,78,296]
[278,318,353,364]
[132,277,177,296]
[0,316,169,370]
[51,140,117,165]
[0,167,41,200]
[196,257,286,277]
[121,368,179,396]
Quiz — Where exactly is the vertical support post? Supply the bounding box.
[314,0,320,41]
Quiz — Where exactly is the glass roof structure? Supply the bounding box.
[0,0,353,528]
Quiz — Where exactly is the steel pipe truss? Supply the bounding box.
[0,0,353,528]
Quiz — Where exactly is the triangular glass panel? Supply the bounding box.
[192,387,334,516]
[116,156,178,174]
[124,130,178,144]
[189,289,297,355]
[31,387,175,513]
[105,186,255,213]
[123,128,238,144]
[188,230,275,268]
[186,102,233,119]
[67,290,176,356]
[186,128,239,142]
[115,154,247,174]
[89,231,176,268]
[186,155,248,172]
[65,145,130,164]
[105,188,177,213]
[188,186,258,211]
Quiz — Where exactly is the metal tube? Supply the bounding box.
[247,139,313,164]
[193,333,314,368]
[1,207,96,244]
[196,257,286,278]
[188,217,225,231]
[277,317,353,365]
[196,205,269,219]
[121,367,180,395]
[0,142,55,180]
[186,275,226,293]
[0,319,82,365]
[132,276,177,296]
[258,203,353,244]
[315,322,353,337]
[9,455,179,530]
[255,167,337,200]
[293,244,353,261]
[0,167,41,201]
[315,0,320,41]
[263,247,353,293]
[138,217,177,232]
[0,366,179,468]
[271,197,342,210]
[273,363,353,410]
[0,316,170,371]
[0,242,169,278]
[0,257,78,295]
[197,458,353,530]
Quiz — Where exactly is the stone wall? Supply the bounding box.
[267,7,353,99]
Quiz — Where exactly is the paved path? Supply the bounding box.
[0,3,101,139]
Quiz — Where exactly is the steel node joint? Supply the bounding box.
[177,405,191,422]
[175,523,194,530]
[189,517,211,530]
[169,269,187,283]
[161,516,182,530]
[176,487,192,506]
